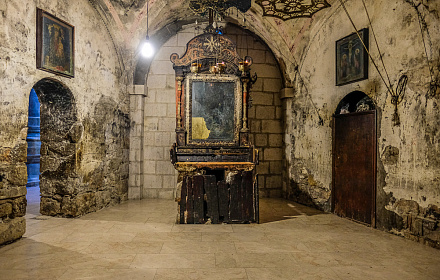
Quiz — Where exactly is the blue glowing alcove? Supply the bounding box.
[26,88,41,188]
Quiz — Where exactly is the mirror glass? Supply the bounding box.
[187,74,240,145]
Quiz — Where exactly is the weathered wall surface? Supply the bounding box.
[0,0,129,244]
[284,0,440,247]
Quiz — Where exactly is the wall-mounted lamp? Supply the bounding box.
[141,1,154,58]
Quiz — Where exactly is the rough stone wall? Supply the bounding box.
[284,0,440,247]
[0,0,129,244]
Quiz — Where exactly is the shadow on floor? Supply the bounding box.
[25,189,326,225]
[259,198,327,223]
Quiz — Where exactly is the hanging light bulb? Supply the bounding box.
[141,1,154,58]
[142,35,154,58]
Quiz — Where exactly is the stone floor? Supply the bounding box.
[0,190,439,279]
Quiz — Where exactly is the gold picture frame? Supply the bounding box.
[36,8,74,78]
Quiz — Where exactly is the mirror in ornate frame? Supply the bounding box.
[186,73,242,146]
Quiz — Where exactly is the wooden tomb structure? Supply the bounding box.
[170,30,259,224]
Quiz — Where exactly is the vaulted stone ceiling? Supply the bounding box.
[88,0,329,76]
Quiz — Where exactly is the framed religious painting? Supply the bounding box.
[36,8,75,78]
[336,28,368,86]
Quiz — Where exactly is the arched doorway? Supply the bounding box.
[30,78,78,216]
[26,89,41,216]
[332,91,376,226]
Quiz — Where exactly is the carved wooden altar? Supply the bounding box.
[170,31,259,224]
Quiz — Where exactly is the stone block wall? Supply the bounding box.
[224,24,284,198]
[140,31,185,199]
[128,92,145,200]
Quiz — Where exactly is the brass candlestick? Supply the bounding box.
[239,60,249,75]
[216,62,225,73]
[190,63,201,73]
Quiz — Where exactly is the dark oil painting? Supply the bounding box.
[336,28,368,86]
[37,9,74,77]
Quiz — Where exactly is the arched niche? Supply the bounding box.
[32,78,82,216]
[335,91,375,115]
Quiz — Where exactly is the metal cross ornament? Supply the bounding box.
[256,0,331,20]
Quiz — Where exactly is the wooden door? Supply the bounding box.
[333,111,376,226]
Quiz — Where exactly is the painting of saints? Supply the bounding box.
[38,9,74,77]
[336,29,368,86]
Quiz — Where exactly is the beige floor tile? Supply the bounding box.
[413,264,440,279]
[130,253,216,269]
[0,240,91,256]
[146,217,178,224]
[246,266,340,280]
[107,221,174,233]
[171,224,234,233]
[215,252,297,268]
[0,251,94,270]
[0,268,67,279]
[234,240,308,253]
[82,241,163,254]
[331,265,430,280]
[68,253,136,269]
[202,231,266,242]
[161,241,236,254]
[290,251,340,266]
[25,231,75,243]
[155,268,248,280]
[231,224,268,233]
[133,231,202,242]
[58,268,157,280]
[0,197,437,279]
[65,232,137,243]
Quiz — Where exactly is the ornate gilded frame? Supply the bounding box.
[186,74,242,146]
[36,8,75,78]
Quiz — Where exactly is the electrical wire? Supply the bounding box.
[415,4,434,82]
[338,0,394,95]
[361,0,393,91]
[243,16,324,124]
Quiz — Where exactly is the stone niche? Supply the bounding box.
[35,78,130,217]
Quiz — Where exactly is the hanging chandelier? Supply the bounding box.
[255,0,331,20]
[189,0,251,17]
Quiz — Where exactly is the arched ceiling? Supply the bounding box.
[89,0,337,79]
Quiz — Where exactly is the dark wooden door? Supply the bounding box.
[333,111,376,226]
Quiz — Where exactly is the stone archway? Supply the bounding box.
[32,78,82,216]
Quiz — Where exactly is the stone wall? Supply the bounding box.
[0,0,129,244]
[137,28,185,199]
[130,23,284,199]
[224,24,284,198]
[284,0,440,247]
